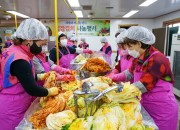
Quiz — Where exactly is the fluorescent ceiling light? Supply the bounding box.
[139,0,157,6]
[6,11,30,18]
[67,0,80,7]
[74,10,83,18]
[122,10,139,18]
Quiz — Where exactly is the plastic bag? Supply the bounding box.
[91,51,111,66]
[15,98,48,130]
[69,54,89,70]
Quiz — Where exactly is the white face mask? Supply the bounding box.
[42,45,48,53]
[60,39,67,46]
[128,49,140,58]
[120,49,128,56]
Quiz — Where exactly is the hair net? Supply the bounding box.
[127,26,155,45]
[67,31,75,39]
[116,30,128,44]
[116,28,126,34]
[70,37,78,42]
[81,38,86,42]
[16,18,48,40]
[100,37,108,43]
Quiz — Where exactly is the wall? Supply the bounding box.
[154,10,180,28]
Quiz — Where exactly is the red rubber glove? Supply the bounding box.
[106,73,126,83]
[53,66,73,75]
[56,74,75,81]
[106,69,119,77]
[83,49,93,54]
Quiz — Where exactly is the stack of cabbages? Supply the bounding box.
[43,76,154,130]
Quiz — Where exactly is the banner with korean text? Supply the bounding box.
[42,19,110,36]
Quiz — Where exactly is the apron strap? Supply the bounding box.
[36,56,42,64]
[58,48,64,55]
[143,51,159,66]
[65,46,70,54]
[36,53,47,64]
[102,44,109,52]
[58,46,70,55]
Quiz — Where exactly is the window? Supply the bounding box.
[163,18,180,27]
[173,23,180,27]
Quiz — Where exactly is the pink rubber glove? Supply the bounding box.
[56,74,75,82]
[110,69,119,75]
[105,69,119,77]
[83,49,93,54]
[53,66,72,75]
[106,73,126,83]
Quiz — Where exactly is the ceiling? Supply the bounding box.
[0,0,180,19]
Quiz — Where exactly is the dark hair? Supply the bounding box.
[115,33,120,38]
[124,37,150,49]
[13,38,25,45]
[117,42,127,50]
[58,34,67,42]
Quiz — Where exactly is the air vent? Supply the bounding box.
[106,7,114,9]
[82,5,92,10]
